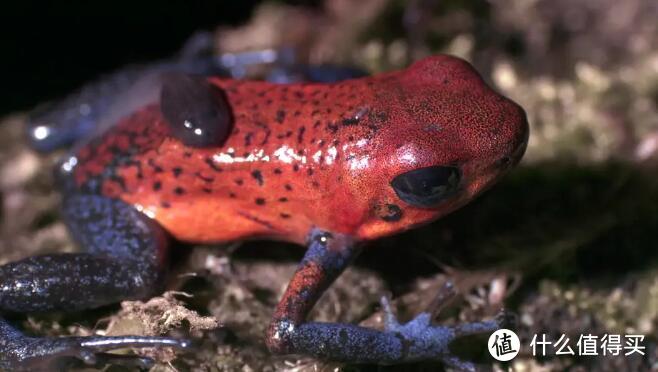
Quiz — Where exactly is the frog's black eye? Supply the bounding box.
[390,166,461,208]
[160,73,232,147]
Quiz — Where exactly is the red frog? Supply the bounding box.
[1,55,528,370]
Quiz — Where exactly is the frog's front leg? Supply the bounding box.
[266,229,503,369]
[0,194,188,371]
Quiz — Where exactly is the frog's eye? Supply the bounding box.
[160,73,232,147]
[390,166,461,208]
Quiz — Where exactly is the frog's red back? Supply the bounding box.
[72,55,528,245]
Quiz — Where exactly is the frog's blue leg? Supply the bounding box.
[0,194,189,371]
[266,228,505,369]
[266,64,368,84]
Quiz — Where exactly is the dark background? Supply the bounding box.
[0,1,320,115]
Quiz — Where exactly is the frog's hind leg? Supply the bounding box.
[0,194,189,371]
[266,228,505,369]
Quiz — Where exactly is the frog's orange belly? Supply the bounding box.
[119,194,311,245]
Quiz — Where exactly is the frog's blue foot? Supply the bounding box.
[379,296,505,370]
[0,194,184,370]
[0,319,190,371]
[266,228,506,368]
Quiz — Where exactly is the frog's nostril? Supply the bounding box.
[495,156,512,168]
[514,135,529,160]
[505,136,528,168]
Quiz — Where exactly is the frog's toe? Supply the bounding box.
[378,295,401,329]
[379,295,507,369]
[0,334,190,371]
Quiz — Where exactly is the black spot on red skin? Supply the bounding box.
[278,197,288,202]
[174,187,186,195]
[280,213,291,219]
[172,167,183,178]
[342,117,359,126]
[273,168,283,175]
[183,151,192,158]
[148,159,164,173]
[205,157,223,172]
[297,127,306,144]
[251,170,264,186]
[229,192,237,198]
[276,110,286,124]
[202,187,213,194]
[235,179,244,186]
[152,181,162,191]
[245,132,254,146]
[255,197,266,205]
[285,184,293,191]
[307,168,314,176]
[161,201,171,208]
[293,164,300,172]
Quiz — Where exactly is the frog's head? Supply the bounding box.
[352,55,528,241]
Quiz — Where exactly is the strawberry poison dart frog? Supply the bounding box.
[1,54,528,370]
